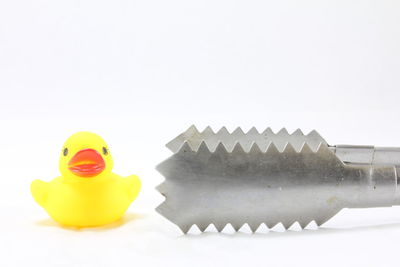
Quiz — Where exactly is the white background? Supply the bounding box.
[1,0,400,266]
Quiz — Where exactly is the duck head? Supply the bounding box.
[59,132,114,181]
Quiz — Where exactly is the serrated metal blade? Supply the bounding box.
[157,126,400,233]
[166,126,328,154]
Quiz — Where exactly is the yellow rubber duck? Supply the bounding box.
[31,132,141,228]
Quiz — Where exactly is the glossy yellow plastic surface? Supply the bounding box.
[31,132,141,227]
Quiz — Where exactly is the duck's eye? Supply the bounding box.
[102,147,108,155]
[63,148,68,156]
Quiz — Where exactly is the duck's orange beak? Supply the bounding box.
[68,149,105,177]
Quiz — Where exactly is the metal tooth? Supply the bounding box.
[193,141,214,163]
[196,223,209,233]
[249,142,262,154]
[156,182,167,195]
[277,128,289,135]
[179,141,194,153]
[256,139,270,152]
[215,127,235,151]
[179,224,192,234]
[201,126,214,135]
[306,129,326,150]
[236,132,254,151]
[232,142,246,154]
[262,127,274,135]
[314,142,345,165]
[282,142,297,154]
[232,127,245,137]
[300,142,315,155]
[197,140,211,153]
[217,126,230,136]
[247,126,259,135]
[165,125,199,152]
[292,128,304,136]
[272,130,291,151]
[265,142,280,154]
[215,141,229,154]
[307,129,322,138]
[187,124,200,134]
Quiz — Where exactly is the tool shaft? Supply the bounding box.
[333,145,400,207]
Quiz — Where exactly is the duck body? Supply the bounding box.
[31,132,141,227]
[32,174,140,227]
